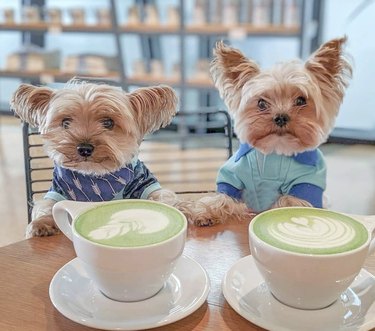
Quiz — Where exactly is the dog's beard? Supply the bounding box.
[43,132,139,176]
[235,83,328,155]
[236,113,326,155]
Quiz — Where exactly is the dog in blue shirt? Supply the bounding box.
[191,37,352,226]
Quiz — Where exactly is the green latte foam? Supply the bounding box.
[252,208,368,255]
[75,201,185,247]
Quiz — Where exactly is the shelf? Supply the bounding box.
[0,0,312,123]
[185,24,300,36]
[0,70,215,89]
[120,23,301,36]
[186,77,213,88]
[0,22,181,35]
[0,70,214,89]
[0,23,113,34]
[121,24,180,35]
[0,69,120,83]
[127,75,215,89]
[0,22,300,37]
[126,74,180,87]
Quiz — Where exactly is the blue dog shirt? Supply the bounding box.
[45,158,161,202]
[217,143,326,212]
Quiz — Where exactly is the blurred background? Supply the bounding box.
[0,0,374,140]
[0,0,375,246]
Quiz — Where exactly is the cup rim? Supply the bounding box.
[249,207,370,257]
[71,199,187,250]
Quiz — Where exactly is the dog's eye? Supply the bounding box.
[295,96,307,106]
[62,118,72,129]
[101,118,114,130]
[257,99,269,111]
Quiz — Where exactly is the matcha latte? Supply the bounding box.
[74,200,185,247]
[252,208,368,255]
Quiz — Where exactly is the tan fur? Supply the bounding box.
[11,84,53,128]
[271,195,313,209]
[129,85,178,136]
[210,41,260,115]
[189,37,352,226]
[26,199,58,238]
[11,80,187,237]
[189,194,254,226]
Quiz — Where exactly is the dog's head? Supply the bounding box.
[210,37,352,155]
[11,80,178,175]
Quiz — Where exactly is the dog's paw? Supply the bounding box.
[26,215,60,238]
[273,195,313,209]
[191,215,218,227]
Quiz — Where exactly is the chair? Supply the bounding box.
[22,109,233,223]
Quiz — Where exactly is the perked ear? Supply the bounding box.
[128,85,178,136]
[210,41,260,113]
[10,84,54,128]
[305,36,352,102]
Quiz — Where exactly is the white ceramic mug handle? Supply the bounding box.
[53,200,96,241]
[351,215,375,256]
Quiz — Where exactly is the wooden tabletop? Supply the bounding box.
[1,218,375,331]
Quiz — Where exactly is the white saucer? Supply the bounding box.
[49,255,210,330]
[223,255,375,331]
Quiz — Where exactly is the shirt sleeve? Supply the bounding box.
[289,183,324,208]
[44,189,66,202]
[281,149,326,207]
[122,160,161,199]
[44,171,67,201]
[216,156,245,200]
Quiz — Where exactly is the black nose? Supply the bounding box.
[273,114,290,127]
[77,143,94,157]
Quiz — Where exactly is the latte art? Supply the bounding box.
[253,209,368,254]
[270,216,356,249]
[74,201,185,247]
[88,209,170,241]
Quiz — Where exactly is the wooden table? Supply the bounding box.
[1,219,375,331]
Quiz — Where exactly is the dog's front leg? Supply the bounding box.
[272,195,313,209]
[26,199,59,238]
[147,189,195,223]
[188,193,253,227]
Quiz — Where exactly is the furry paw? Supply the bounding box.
[26,215,60,238]
[272,195,313,209]
[192,216,217,227]
[186,198,222,227]
[189,194,253,227]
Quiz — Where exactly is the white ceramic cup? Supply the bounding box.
[53,199,187,302]
[249,207,375,310]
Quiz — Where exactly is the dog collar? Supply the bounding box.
[235,143,318,166]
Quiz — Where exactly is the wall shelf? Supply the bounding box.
[0,0,319,121]
[0,69,119,82]
[185,24,300,36]
[0,23,113,33]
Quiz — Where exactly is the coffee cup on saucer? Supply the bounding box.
[249,207,375,310]
[53,199,187,302]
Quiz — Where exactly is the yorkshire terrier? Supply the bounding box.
[11,80,185,237]
[191,37,352,226]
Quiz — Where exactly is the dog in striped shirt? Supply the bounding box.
[11,79,184,237]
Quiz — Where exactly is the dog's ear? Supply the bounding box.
[305,37,352,103]
[10,84,54,128]
[210,41,260,114]
[128,85,178,136]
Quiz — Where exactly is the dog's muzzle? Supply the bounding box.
[273,114,290,127]
[77,143,94,157]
